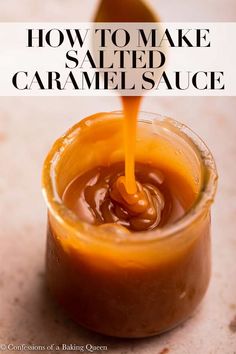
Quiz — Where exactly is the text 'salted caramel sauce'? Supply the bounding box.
[42,0,218,338]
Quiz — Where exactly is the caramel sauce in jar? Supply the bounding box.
[42,0,218,338]
[42,112,217,337]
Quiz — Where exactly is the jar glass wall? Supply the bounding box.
[42,112,218,338]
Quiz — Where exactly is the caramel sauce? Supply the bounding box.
[63,162,194,232]
[122,96,141,194]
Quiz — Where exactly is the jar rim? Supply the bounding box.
[42,111,218,244]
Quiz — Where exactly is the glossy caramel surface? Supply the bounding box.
[63,162,194,232]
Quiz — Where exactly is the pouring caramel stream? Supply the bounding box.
[62,0,190,232]
[122,96,141,194]
[91,0,165,230]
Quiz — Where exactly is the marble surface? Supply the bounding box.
[0,1,236,354]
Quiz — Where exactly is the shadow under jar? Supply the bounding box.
[42,112,218,338]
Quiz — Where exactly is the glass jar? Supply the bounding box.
[42,112,218,338]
